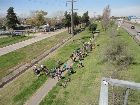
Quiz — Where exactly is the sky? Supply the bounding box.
[0,0,140,17]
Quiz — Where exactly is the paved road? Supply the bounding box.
[121,22,140,41]
[0,29,66,56]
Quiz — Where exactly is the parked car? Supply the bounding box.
[0,30,12,35]
[131,25,135,29]
[50,26,55,32]
[137,32,140,36]
[44,27,50,32]
[55,23,63,29]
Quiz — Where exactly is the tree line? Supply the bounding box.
[1,5,112,34]
[1,7,90,31]
[62,11,90,33]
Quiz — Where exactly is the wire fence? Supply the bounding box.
[99,78,140,105]
[108,86,140,105]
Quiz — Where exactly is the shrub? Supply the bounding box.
[104,39,134,70]
[88,23,97,33]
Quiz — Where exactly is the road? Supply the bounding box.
[121,22,140,41]
[0,29,66,56]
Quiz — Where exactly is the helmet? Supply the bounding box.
[41,65,44,68]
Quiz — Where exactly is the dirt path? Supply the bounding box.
[24,60,73,105]
[0,29,66,56]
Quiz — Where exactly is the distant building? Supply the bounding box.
[128,16,140,23]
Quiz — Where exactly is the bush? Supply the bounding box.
[104,39,134,70]
[88,23,97,33]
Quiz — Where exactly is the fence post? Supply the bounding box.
[99,79,108,105]
[123,88,130,105]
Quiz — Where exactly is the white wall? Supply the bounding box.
[131,19,140,23]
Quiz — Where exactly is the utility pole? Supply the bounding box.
[71,0,74,36]
[66,0,77,36]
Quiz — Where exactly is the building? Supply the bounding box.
[128,16,140,23]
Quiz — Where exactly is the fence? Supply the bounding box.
[99,77,140,105]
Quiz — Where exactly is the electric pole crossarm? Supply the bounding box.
[67,1,76,2]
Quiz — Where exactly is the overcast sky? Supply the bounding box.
[0,0,140,17]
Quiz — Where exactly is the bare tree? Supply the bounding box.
[102,5,111,31]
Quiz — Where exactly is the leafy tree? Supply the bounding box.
[62,11,71,33]
[26,10,47,27]
[6,7,20,29]
[25,18,35,26]
[102,5,111,31]
[35,13,46,27]
[48,18,57,26]
[82,11,90,26]
[0,17,6,30]
[89,23,97,33]
[73,12,80,27]
[78,16,82,24]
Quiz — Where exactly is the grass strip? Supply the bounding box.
[13,75,47,105]
[0,35,32,48]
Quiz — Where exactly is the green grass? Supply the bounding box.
[0,31,69,80]
[0,69,37,105]
[40,24,140,105]
[13,30,91,105]
[40,52,102,105]
[1,23,140,105]
[13,75,47,105]
[0,36,32,48]
[0,29,92,105]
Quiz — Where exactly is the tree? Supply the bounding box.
[62,11,71,33]
[73,12,80,27]
[89,23,97,33]
[6,7,20,29]
[82,11,90,26]
[0,16,6,30]
[35,12,46,27]
[102,5,111,31]
[25,10,47,27]
[48,18,57,26]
